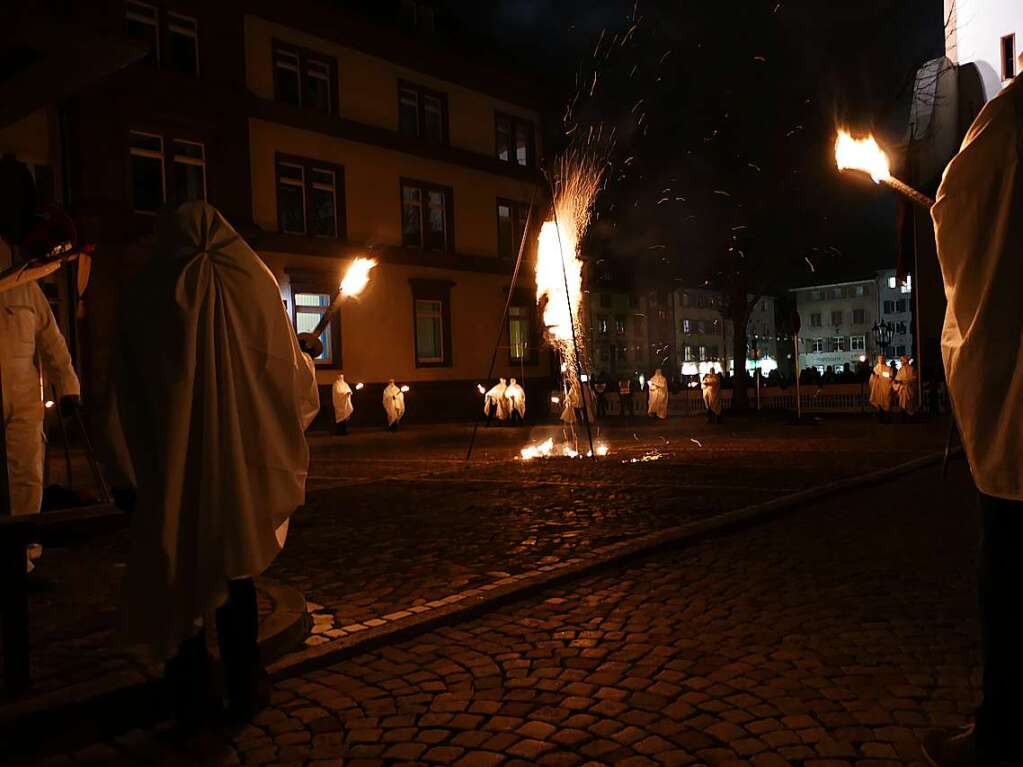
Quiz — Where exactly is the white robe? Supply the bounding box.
[483,380,510,420]
[504,381,525,419]
[701,374,721,416]
[0,239,81,520]
[868,363,893,411]
[112,203,319,656]
[894,365,918,415]
[647,373,669,419]
[932,75,1023,500]
[383,383,405,426]
[332,376,353,423]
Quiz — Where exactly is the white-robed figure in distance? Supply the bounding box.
[383,379,405,430]
[702,367,722,423]
[647,368,669,419]
[868,354,893,415]
[921,60,1023,767]
[893,356,918,417]
[111,202,319,724]
[504,377,525,425]
[332,373,353,435]
[483,377,510,425]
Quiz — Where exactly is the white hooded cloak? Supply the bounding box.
[484,378,510,420]
[932,75,1023,500]
[332,374,353,423]
[647,371,669,419]
[383,381,405,426]
[112,202,319,656]
[701,371,721,416]
[894,362,918,415]
[504,378,526,419]
[868,359,893,412]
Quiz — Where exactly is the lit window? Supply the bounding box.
[599,317,609,335]
[855,285,865,297]
[415,299,444,363]
[698,345,707,362]
[402,181,451,251]
[294,292,335,365]
[1002,34,1017,81]
[125,1,159,66]
[900,275,912,294]
[166,12,199,75]
[509,306,530,361]
[684,346,693,362]
[129,131,164,213]
[682,318,691,334]
[172,140,205,204]
[888,276,897,289]
[616,317,626,335]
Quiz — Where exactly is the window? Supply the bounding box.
[273,41,336,114]
[900,276,912,294]
[402,180,452,251]
[125,1,159,66]
[398,81,448,143]
[293,292,337,366]
[682,318,691,334]
[682,292,690,307]
[275,155,344,237]
[615,316,626,335]
[1002,34,1017,81]
[896,321,908,334]
[832,336,847,352]
[831,288,842,299]
[883,300,895,313]
[855,285,865,297]
[888,276,897,289]
[851,335,866,351]
[811,338,825,353]
[129,131,164,213]
[831,310,842,326]
[853,309,865,325]
[497,200,529,260]
[684,346,693,362]
[695,320,706,334]
[495,112,535,167]
[172,140,206,204]
[166,12,199,74]
[811,290,822,301]
[598,316,609,335]
[810,312,822,328]
[410,279,452,367]
[698,346,707,362]
[415,300,444,363]
[509,305,530,361]
[697,294,708,308]
[895,299,907,313]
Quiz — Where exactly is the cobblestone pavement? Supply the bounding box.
[2,417,944,710]
[30,458,980,766]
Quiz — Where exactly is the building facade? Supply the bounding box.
[790,278,879,373]
[876,269,915,358]
[2,1,551,426]
[946,0,1023,101]
[586,290,648,379]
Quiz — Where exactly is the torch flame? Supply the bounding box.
[477,384,486,395]
[835,131,891,184]
[520,438,555,461]
[400,385,410,393]
[339,257,376,297]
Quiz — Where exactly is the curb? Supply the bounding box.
[268,450,947,680]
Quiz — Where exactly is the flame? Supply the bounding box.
[520,438,555,460]
[477,384,486,395]
[595,444,610,456]
[339,257,377,297]
[355,382,364,390]
[44,400,55,409]
[835,131,891,184]
[400,385,410,393]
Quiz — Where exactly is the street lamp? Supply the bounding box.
[872,320,895,359]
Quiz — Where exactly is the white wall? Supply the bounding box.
[947,0,1023,100]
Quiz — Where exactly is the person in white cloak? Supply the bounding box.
[483,377,509,426]
[332,373,353,435]
[0,159,81,574]
[868,355,893,418]
[111,202,319,726]
[504,377,526,425]
[702,368,722,423]
[893,356,918,418]
[383,379,405,430]
[922,66,1023,767]
[646,368,669,419]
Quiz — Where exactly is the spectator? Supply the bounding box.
[618,375,633,418]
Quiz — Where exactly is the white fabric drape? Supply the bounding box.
[332,374,353,423]
[647,372,669,419]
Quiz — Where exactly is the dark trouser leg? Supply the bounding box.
[165,628,215,729]
[335,420,348,435]
[976,494,1023,764]
[216,578,267,719]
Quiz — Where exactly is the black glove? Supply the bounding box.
[60,394,81,418]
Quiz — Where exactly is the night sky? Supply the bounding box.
[404,0,945,292]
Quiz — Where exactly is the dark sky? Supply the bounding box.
[429,0,946,291]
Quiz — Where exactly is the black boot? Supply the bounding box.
[217,579,269,723]
[165,630,223,732]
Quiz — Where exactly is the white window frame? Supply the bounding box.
[811,338,825,353]
[309,167,337,237]
[171,139,206,202]
[167,11,200,75]
[294,291,336,366]
[274,49,302,106]
[125,1,160,64]
[305,58,333,112]
[415,299,445,364]
[851,335,866,352]
[129,130,165,214]
[832,336,847,352]
[277,161,307,234]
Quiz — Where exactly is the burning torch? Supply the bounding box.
[835,131,934,210]
[297,257,376,358]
